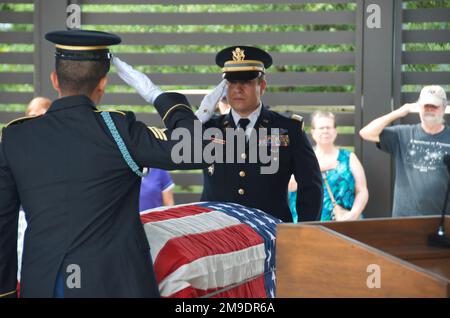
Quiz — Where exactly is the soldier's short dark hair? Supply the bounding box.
[55,59,110,96]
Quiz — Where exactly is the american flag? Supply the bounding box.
[140,202,282,298]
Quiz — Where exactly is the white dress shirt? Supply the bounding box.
[231,102,262,138]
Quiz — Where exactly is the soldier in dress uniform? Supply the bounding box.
[0,30,204,298]
[200,46,323,222]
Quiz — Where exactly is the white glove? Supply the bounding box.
[112,56,163,105]
[195,80,227,123]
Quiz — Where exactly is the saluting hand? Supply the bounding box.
[112,56,163,104]
[195,80,227,123]
[395,102,418,118]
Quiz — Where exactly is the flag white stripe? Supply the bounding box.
[158,243,266,297]
[140,201,207,215]
[143,210,243,262]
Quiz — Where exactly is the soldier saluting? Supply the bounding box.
[198,46,323,222]
[0,30,204,298]
[112,46,324,223]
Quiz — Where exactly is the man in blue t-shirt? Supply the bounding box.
[360,85,449,217]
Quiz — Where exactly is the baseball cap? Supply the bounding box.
[418,85,447,108]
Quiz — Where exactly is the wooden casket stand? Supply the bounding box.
[276,216,450,297]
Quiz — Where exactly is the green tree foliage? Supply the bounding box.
[0,2,448,108]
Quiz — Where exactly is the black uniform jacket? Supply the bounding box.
[201,105,323,222]
[0,92,204,298]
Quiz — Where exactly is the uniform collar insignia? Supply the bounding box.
[223,112,235,128]
[255,105,271,128]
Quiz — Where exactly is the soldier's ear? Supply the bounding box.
[50,71,61,95]
[90,77,108,104]
[97,76,108,93]
[259,78,267,96]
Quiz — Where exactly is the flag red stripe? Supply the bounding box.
[166,275,267,298]
[140,205,212,224]
[154,223,264,283]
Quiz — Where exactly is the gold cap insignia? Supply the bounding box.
[232,47,245,62]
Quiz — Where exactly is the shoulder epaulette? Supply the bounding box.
[290,114,304,130]
[6,115,42,128]
[291,114,303,122]
[94,109,126,116]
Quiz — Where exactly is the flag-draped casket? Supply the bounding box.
[140,202,281,298]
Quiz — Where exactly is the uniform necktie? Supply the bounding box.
[238,118,250,131]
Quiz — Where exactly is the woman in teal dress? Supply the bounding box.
[289,111,368,222]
